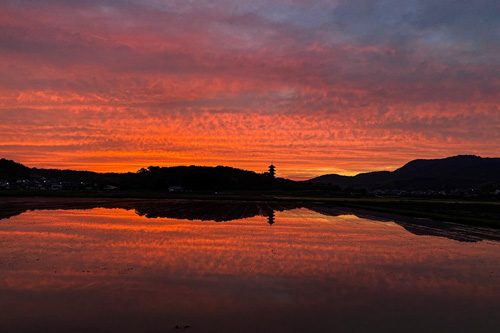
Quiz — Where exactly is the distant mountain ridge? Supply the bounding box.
[307,155,500,192]
[1,155,499,193]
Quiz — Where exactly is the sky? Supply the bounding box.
[0,0,499,180]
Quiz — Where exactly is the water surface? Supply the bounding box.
[0,198,499,332]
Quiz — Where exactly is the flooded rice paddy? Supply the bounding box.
[0,198,499,332]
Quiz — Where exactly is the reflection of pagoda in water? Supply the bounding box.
[267,210,275,226]
[268,162,275,179]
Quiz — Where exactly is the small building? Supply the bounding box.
[51,184,63,190]
[169,186,184,192]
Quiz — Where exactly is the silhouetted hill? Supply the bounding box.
[308,155,500,192]
[32,167,126,184]
[0,158,31,180]
[130,165,293,191]
[0,159,295,191]
[2,156,499,194]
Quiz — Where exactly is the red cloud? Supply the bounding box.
[0,1,498,179]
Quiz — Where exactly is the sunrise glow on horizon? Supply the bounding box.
[1,0,499,180]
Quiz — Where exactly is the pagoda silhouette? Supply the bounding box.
[268,162,275,179]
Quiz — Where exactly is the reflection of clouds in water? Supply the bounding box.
[0,205,499,332]
[1,198,499,242]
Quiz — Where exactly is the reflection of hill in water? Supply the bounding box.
[131,200,291,223]
[1,198,498,243]
[0,198,297,224]
[308,206,500,243]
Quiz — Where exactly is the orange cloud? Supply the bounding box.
[0,1,498,179]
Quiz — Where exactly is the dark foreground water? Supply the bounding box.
[0,198,499,332]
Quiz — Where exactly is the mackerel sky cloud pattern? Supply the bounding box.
[0,0,499,179]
